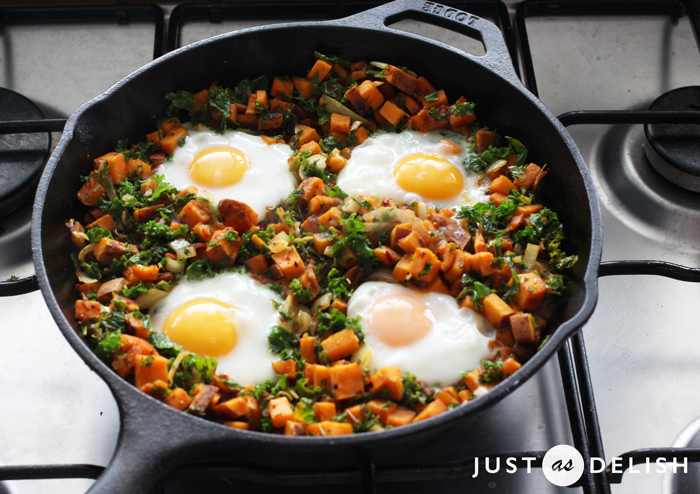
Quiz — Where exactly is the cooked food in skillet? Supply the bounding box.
[67,53,577,435]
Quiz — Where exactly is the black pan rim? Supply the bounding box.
[31,11,602,449]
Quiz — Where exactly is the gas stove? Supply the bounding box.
[1,1,699,493]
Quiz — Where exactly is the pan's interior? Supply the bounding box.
[38,23,596,465]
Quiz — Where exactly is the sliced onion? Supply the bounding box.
[370,61,388,69]
[410,201,428,220]
[523,243,540,270]
[136,289,169,310]
[196,190,217,216]
[321,93,371,127]
[168,351,190,384]
[165,258,186,274]
[170,239,196,260]
[342,198,361,214]
[485,159,508,176]
[269,232,290,254]
[311,293,332,313]
[78,243,94,262]
[76,271,98,284]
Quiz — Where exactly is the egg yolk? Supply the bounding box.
[162,298,237,357]
[189,146,250,188]
[366,293,436,347]
[394,153,464,200]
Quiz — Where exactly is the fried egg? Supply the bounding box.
[348,281,494,387]
[157,130,296,222]
[149,271,282,386]
[337,130,488,209]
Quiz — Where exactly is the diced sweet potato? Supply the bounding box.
[514,273,547,311]
[87,214,116,231]
[413,76,435,97]
[419,89,448,109]
[293,76,314,99]
[165,387,192,411]
[482,293,516,329]
[379,100,406,126]
[358,80,384,110]
[435,386,460,406]
[160,127,188,154]
[77,177,105,206]
[317,207,342,229]
[246,254,269,275]
[502,357,522,377]
[206,227,241,266]
[300,334,318,364]
[134,355,169,389]
[218,198,257,232]
[444,249,471,283]
[476,130,499,153]
[284,421,305,436]
[386,407,416,427]
[390,223,413,250]
[191,89,209,111]
[304,364,331,393]
[513,163,544,190]
[269,396,295,429]
[299,140,322,155]
[96,277,128,302]
[295,125,320,148]
[344,84,370,115]
[94,152,127,185]
[133,264,159,282]
[313,402,337,422]
[330,113,351,135]
[124,312,150,339]
[463,369,481,392]
[215,397,250,420]
[272,360,298,379]
[331,298,347,314]
[271,246,305,281]
[75,299,102,321]
[133,205,162,223]
[470,251,495,277]
[308,195,340,215]
[489,175,516,195]
[426,276,451,295]
[271,76,294,99]
[329,362,364,401]
[385,65,417,94]
[126,158,151,179]
[374,245,402,267]
[226,421,250,431]
[413,399,448,422]
[364,401,395,428]
[306,421,354,436]
[298,177,325,203]
[321,329,360,362]
[178,200,211,229]
[510,312,536,344]
[109,294,138,312]
[307,58,333,82]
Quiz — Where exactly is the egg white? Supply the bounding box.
[348,281,495,387]
[157,130,296,222]
[149,271,282,386]
[336,130,489,209]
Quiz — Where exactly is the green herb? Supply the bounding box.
[398,373,428,408]
[165,90,194,115]
[424,92,439,102]
[268,326,300,361]
[351,196,373,210]
[418,262,433,279]
[172,353,217,391]
[500,269,521,303]
[545,274,565,296]
[289,278,313,304]
[480,359,504,384]
[138,355,154,367]
[325,268,353,299]
[329,214,378,275]
[317,308,364,343]
[450,100,475,116]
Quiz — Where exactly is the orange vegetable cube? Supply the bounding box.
[160,127,188,154]
[321,328,360,362]
[330,113,351,135]
[293,76,314,99]
[132,264,159,282]
[367,399,397,426]
[306,421,354,436]
[86,213,116,231]
[134,355,169,390]
[285,421,306,436]
[378,100,407,126]
[476,130,500,152]
[165,388,192,411]
[329,362,364,401]
[414,76,436,97]
[215,397,250,420]
[419,89,448,109]
[413,399,448,422]
[295,125,320,148]
[299,176,326,202]
[300,334,318,364]
[513,163,544,190]
[177,199,211,229]
[160,117,180,133]
[271,246,305,281]
[385,65,417,94]
[126,158,151,179]
[271,77,294,99]
[482,293,516,329]
[435,387,459,406]
[470,251,496,277]
[205,227,241,266]
[503,357,522,377]
[245,254,269,275]
[386,407,416,427]
[191,89,208,110]
[305,364,331,392]
[307,59,333,82]
[299,140,322,155]
[514,273,547,311]
[308,195,340,215]
[77,177,105,207]
[75,299,102,321]
[269,396,295,429]
[489,175,516,195]
[272,360,298,379]
[358,80,384,110]
[374,245,402,267]
[313,402,337,422]
[94,152,127,185]
[93,238,134,265]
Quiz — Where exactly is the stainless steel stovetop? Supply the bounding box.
[1,2,699,493]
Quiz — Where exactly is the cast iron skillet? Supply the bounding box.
[31,1,602,492]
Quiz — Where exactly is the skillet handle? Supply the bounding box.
[337,0,519,83]
[86,385,225,494]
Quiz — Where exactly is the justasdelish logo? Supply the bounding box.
[471,444,689,486]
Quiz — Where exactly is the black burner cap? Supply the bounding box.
[0,88,51,216]
[644,86,700,192]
